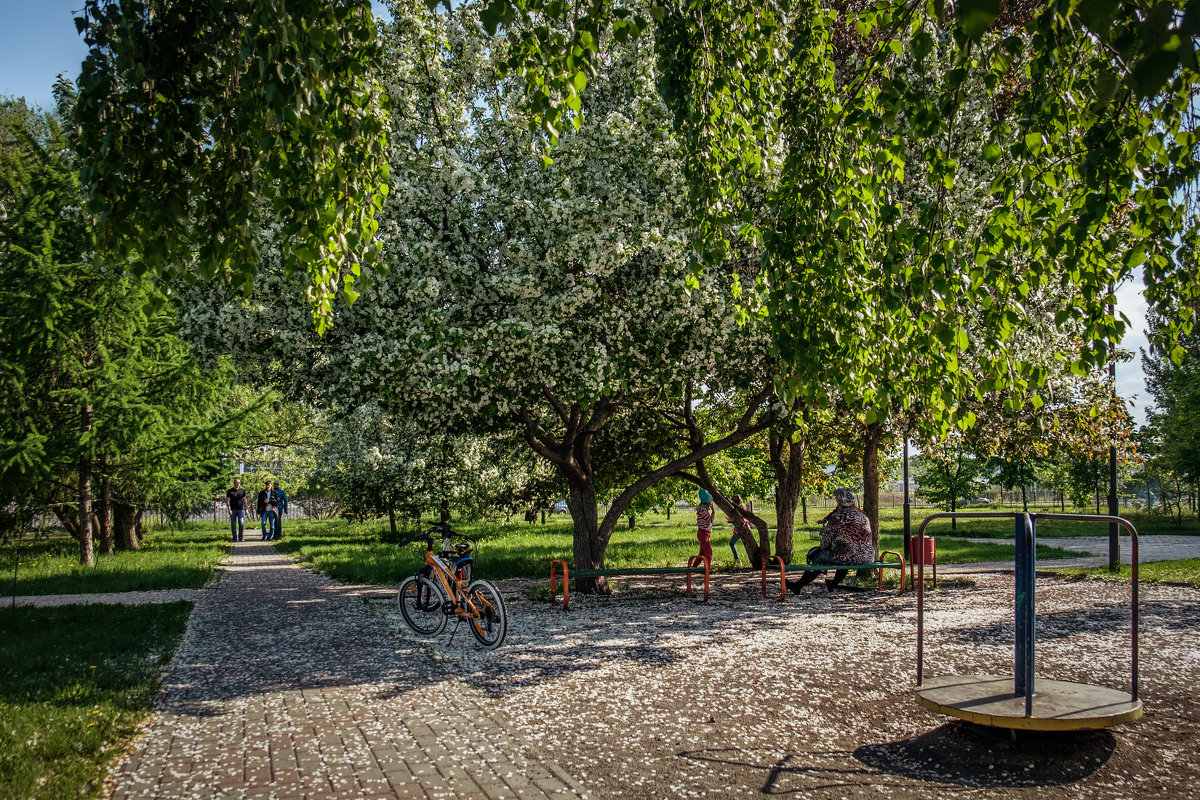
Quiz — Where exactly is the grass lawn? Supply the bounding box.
[1051,557,1200,588]
[2,523,229,596]
[275,512,1079,585]
[0,602,192,799]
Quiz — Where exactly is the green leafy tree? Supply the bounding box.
[74,0,390,330]
[179,9,780,591]
[0,96,268,563]
[468,0,1200,542]
[914,435,988,533]
[1143,306,1200,519]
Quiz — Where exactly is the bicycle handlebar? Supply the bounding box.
[397,525,475,549]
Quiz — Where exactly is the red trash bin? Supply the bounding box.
[910,536,937,587]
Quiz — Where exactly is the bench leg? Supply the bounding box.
[548,561,570,610]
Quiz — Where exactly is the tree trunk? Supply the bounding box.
[950,497,957,534]
[135,508,145,542]
[665,504,671,520]
[774,486,799,565]
[800,495,807,524]
[98,470,113,556]
[567,477,608,594]
[114,502,140,551]
[388,505,398,538]
[627,512,635,530]
[1021,484,1028,512]
[862,421,883,554]
[78,405,94,567]
[768,428,806,565]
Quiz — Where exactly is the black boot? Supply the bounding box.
[787,571,821,595]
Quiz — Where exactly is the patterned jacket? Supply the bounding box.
[815,506,875,564]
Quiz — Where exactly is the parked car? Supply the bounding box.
[552,500,569,514]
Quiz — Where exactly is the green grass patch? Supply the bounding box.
[1050,557,1200,587]
[0,602,192,799]
[275,513,1080,585]
[2,523,228,596]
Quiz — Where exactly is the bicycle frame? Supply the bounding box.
[422,543,481,619]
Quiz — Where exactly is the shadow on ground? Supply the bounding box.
[853,721,1116,787]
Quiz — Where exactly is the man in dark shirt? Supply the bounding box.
[256,481,275,540]
[225,477,247,542]
[271,481,288,539]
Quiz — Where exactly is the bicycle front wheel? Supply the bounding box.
[397,575,447,636]
[464,579,507,649]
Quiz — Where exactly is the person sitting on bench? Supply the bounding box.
[787,487,874,594]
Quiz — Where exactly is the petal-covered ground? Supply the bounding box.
[380,571,1200,799]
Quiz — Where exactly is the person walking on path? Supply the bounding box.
[105,540,582,799]
[261,500,279,541]
[787,487,874,594]
[255,480,275,540]
[271,480,288,539]
[696,489,715,564]
[225,477,247,542]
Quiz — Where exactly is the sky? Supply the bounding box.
[0,2,1156,425]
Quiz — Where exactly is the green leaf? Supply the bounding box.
[956,0,1000,39]
[1130,48,1181,100]
[911,30,935,62]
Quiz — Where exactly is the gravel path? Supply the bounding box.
[104,540,583,800]
[373,570,1200,799]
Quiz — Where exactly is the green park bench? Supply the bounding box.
[760,552,907,600]
[550,557,710,610]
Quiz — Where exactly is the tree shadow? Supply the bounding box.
[419,578,915,694]
[853,721,1117,788]
[935,598,1200,644]
[678,747,900,796]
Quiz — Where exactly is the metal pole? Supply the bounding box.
[1108,289,1120,570]
[903,437,911,563]
[1014,512,1036,717]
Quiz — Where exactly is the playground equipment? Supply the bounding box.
[549,556,710,610]
[915,512,1142,731]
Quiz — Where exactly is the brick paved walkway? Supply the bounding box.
[106,541,584,800]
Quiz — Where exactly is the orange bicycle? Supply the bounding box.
[396,523,507,649]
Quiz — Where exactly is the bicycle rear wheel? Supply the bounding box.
[464,579,507,649]
[397,575,447,636]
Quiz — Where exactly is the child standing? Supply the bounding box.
[696,489,714,564]
[727,494,750,564]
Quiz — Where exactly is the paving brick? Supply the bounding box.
[103,540,583,800]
